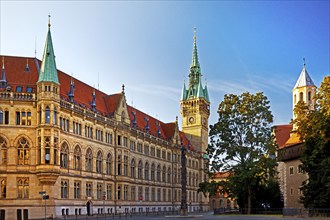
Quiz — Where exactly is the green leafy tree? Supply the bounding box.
[208,92,280,214]
[294,76,330,208]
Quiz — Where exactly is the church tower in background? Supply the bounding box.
[292,60,317,126]
[180,30,210,153]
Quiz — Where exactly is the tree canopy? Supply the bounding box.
[208,92,281,213]
[294,76,330,208]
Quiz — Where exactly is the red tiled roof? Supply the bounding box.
[284,132,302,148]
[1,55,197,151]
[273,124,293,149]
[212,171,232,179]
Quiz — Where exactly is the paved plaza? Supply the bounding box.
[59,212,325,220]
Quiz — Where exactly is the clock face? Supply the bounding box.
[189,117,195,124]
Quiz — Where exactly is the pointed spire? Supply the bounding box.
[0,57,7,89]
[181,80,187,100]
[293,59,315,89]
[191,27,200,68]
[38,15,59,84]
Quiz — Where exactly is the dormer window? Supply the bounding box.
[16,86,22,92]
[26,87,33,93]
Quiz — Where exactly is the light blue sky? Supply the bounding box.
[1,1,329,127]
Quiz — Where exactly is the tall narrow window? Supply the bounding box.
[0,136,7,165]
[86,183,92,198]
[0,179,6,198]
[45,106,50,124]
[74,146,81,170]
[162,166,166,183]
[17,178,29,198]
[74,182,81,199]
[16,111,21,125]
[130,159,136,178]
[17,138,29,165]
[0,110,3,124]
[97,183,103,200]
[157,165,161,182]
[106,184,112,200]
[145,162,149,180]
[167,167,171,183]
[85,148,93,172]
[308,91,312,101]
[138,161,142,179]
[44,137,50,164]
[54,107,57,125]
[299,92,303,102]
[106,153,112,175]
[61,180,68,198]
[60,143,69,168]
[151,163,155,181]
[117,155,121,175]
[124,156,128,176]
[96,151,103,173]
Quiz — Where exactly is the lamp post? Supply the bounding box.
[180,144,187,216]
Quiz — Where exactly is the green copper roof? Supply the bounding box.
[38,22,59,84]
[181,29,209,102]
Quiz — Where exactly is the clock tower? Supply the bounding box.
[180,30,210,153]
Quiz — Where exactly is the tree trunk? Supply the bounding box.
[247,185,252,214]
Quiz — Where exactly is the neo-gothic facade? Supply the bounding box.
[0,21,210,219]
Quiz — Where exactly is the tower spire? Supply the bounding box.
[38,15,59,84]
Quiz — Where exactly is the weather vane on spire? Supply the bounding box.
[303,57,306,66]
[193,27,197,41]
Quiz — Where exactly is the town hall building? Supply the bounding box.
[0,19,210,219]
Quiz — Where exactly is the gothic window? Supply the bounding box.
[61,180,68,198]
[162,166,166,182]
[308,91,312,101]
[96,151,103,173]
[85,148,93,172]
[130,159,136,178]
[151,163,155,181]
[124,156,128,176]
[106,184,112,200]
[86,183,92,197]
[167,167,171,183]
[45,106,50,124]
[17,178,29,198]
[74,146,81,170]
[97,183,103,200]
[156,165,161,182]
[0,110,9,125]
[106,153,112,175]
[173,168,177,184]
[74,181,81,199]
[294,94,297,104]
[144,162,149,180]
[54,137,58,165]
[17,137,29,165]
[60,143,69,168]
[131,186,136,201]
[0,137,7,165]
[138,160,142,179]
[0,179,6,198]
[145,187,149,201]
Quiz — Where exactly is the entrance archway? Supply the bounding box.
[86,201,92,216]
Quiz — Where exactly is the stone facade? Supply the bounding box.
[0,22,210,219]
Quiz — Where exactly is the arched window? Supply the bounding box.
[60,143,69,168]
[96,151,103,173]
[167,167,171,183]
[74,146,81,170]
[145,162,149,180]
[17,178,29,198]
[131,159,136,178]
[173,168,177,184]
[0,136,7,165]
[188,172,191,186]
[156,165,161,182]
[45,106,50,124]
[294,94,297,104]
[151,163,155,181]
[106,153,112,175]
[138,160,142,179]
[162,166,166,182]
[299,92,304,102]
[219,199,223,208]
[85,148,93,172]
[18,137,29,165]
[308,91,312,101]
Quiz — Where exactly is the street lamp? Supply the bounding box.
[39,191,49,220]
